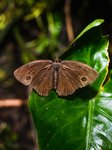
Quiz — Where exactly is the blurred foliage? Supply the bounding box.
[0,0,65,88]
[0,122,18,150]
[0,0,63,55]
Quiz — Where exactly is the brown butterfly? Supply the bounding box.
[14,57,99,96]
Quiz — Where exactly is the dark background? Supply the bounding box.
[0,0,112,150]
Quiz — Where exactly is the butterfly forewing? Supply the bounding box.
[61,61,99,87]
[14,60,53,96]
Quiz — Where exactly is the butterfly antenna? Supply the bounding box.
[47,45,56,59]
[67,42,76,51]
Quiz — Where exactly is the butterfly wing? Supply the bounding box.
[33,64,54,96]
[14,60,53,96]
[56,61,99,96]
[56,65,77,96]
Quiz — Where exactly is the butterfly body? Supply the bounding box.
[14,58,99,96]
[53,63,60,89]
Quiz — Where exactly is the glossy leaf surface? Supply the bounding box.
[28,19,110,150]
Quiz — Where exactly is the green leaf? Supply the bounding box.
[28,19,110,150]
[86,72,112,150]
[68,19,105,47]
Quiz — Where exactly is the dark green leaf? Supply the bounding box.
[28,19,110,150]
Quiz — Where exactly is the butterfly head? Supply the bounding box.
[54,57,61,62]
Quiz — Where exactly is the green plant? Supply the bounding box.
[0,122,18,150]
[0,0,62,87]
[29,19,111,150]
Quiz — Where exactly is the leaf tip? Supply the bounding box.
[93,19,105,26]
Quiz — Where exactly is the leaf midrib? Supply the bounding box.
[86,99,94,150]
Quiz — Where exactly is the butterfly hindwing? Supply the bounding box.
[33,65,54,96]
[56,65,78,96]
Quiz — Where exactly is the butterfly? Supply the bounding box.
[14,57,99,96]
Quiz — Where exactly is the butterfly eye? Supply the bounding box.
[81,77,87,81]
[26,76,31,80]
